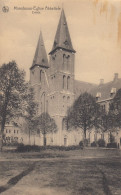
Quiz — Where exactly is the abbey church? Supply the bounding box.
[30,9,77,146]
[28,9,121,146]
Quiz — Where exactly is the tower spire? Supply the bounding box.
[30,31,49,69]
[49,9,75,54]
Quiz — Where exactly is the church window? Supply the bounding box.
[41,102,43,113]
[62,119,64,130]
[63,96,65,100]
[46,100,48,112]
[67,96,70,104]
[67,55,70,71]
[63,75,66,89]
[62,118,67,130]
[63,54,66,69]
[43,93,46,112]
[40,70,42,82]
[67,76,70,90]
[64,137,67,146]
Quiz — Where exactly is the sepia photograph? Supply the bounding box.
[0,0,121,194]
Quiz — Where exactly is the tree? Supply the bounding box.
[0,61,27,150]
[96,89,121,142]
[11,85,39,146]
[67,92,100,140]
[36,113,57,146]
[96,110,113,132]
[109,88,121,129]
[24,87,38,144]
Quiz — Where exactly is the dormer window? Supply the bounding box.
[96,92,101,101]
[111,88,116,94]
[96,92,101,98]
[110,88,116,97]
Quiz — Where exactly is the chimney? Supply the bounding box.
[99,79,104,85]
[114,73,118,82]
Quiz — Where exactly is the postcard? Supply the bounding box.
[0,0,121,195]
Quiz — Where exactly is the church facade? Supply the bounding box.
[30,9,78,146]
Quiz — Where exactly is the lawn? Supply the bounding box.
[0,148,121,195]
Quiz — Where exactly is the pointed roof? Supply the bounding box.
[30,31,49,69]
[49,9,75,54]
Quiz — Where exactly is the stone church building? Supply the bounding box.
[29,9,121,146]
[30,9,77,146]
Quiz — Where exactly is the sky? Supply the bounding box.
[0,0,121,84]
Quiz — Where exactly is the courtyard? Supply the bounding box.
[0,148,121,195]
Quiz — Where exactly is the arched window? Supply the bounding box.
[62,118,67,130]
[41,92,46,113]
[41,102,42,113]
[67,96,70,105]
[67,76,70,90]
[46,100,48,113]
[43,93,45,112]
[63,75,66,89]
[40,70,42,82]
[63,54,66,69]
[67,55,70,71]
[63,96,66,101]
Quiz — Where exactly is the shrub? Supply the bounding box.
[107,142,117,148]
[97,139,105,147]
[91,141,97,147]
[16,144,40,152]
[16,144,82,152]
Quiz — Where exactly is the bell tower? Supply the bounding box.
[48,9,76,145]
[30,31,49,114]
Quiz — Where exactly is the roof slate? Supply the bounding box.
[49,9,75,54]
[31,31,49,69]
[90,78,121,101]
[74,77,121,101]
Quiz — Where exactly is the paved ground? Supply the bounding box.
[0,148,121,195]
